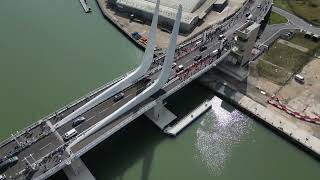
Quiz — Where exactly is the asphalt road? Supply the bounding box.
[272,6,320,35]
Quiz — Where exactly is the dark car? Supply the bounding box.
[199,46,207,52]
[113,92,125,102]
[72,117,86,127]
[194,55,202,61]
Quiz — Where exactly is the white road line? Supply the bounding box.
[99,108,109,114]
[87,116,95,121]
[40,143,52,151]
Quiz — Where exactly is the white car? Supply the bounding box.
[0,174,6,180]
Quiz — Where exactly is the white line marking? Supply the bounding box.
[40,143,52,151]
[87,116,95,121]
[99,108,109,114]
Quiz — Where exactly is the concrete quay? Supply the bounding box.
[199,76,320,159]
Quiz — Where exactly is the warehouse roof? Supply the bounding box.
[117,0,198,24]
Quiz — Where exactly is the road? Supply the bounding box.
[272,6,320,35]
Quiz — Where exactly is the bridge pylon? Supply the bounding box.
[55,0,161,129]
[145,100,177,129]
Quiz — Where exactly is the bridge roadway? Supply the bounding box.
[0,0,272,179]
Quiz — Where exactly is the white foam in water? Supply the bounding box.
[195,97,253,175]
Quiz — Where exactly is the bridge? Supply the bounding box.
[0,0,272,179]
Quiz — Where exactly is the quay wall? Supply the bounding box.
[200,80,320,159]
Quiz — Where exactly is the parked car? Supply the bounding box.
[294,74,305,84]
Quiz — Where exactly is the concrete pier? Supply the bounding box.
[165,100,212,136]
[63,158,95,180]
[80,0,91,13]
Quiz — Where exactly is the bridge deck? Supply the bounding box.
[0,0,273,179]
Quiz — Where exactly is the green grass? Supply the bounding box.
[257,33,320,85]
[257,59,292,85]
[268,12,288,25]
[263,42,312,72]
[273,0,320,26]
[289,33,320,49]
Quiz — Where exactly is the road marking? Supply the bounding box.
[40,143,52,151]
[87,116,95,121]
[99,108,109,114]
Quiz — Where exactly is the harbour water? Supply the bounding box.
[0,0,319,179]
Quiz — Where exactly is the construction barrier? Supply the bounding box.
[268,96,320,125]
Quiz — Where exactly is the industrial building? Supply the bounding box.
[111,0,228,33]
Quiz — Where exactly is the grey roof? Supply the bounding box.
[142,0,206,13]
[117,0,198,24]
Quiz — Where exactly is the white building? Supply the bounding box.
[113,0,228,33]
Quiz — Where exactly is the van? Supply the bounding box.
[113,92,125,102]
[294,74,305,84]
[72,117,86,127]
[63,128,78,141]
[176,65,184,73]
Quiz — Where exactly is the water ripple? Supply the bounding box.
[195,97,253,175]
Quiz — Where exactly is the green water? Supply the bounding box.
[0,0,319,179]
